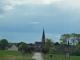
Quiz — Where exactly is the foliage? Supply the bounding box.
[42,53,80,60]
[0,39,9,50]
[70,45,80,56]
[29,46,35,51]
[18,42,28,54]
[76,45,80,51]
[49,47,55,54]
[59,33,80,47]
[42,48,46,54]
[5,47,8,50]
[26,47,32,54]
[71,33,77,46]
[44,38,54,53]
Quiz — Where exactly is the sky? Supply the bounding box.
[0,0,80,44]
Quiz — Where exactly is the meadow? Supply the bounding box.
[0,50,36,60]
[42,53,80,60]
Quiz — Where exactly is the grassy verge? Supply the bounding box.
[41,53,80,60]
[0,50,36,60]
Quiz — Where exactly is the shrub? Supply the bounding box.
[29,46,35,51]
[26,47,32,54]
[42,48,46,54]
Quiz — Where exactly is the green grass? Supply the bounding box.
[0,50,26,56]
[42,53,80,60]
[0,50,36,60]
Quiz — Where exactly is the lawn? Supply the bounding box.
[42,53,80,60]
[0,50,36,60]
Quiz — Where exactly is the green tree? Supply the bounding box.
[76,45,80,56]
[71,33,77,47]
[76,45,80,52]
[44,38,54,53]
[66,34,71,47]
[5,47,8,50]
[60,34,71,47]
[19,42,28,54]
[49,47,55,54]
[76,34,80,45]
[0,39,9,50]
[60,34,67,47]
[0,40,2,50]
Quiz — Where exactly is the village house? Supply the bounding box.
[8,44,18,51]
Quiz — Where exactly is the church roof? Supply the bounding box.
[42,29,45,38]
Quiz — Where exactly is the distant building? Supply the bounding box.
[34,29,46,52]
[54,42,60,50]
[8,44,18,51]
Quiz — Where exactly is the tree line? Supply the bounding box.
[59,33,80,47]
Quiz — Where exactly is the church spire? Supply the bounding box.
[42,28,45,38]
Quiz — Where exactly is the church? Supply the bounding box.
[34,29,46,52]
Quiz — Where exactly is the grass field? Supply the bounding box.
[0,50,36,60]
[42,53,80,60]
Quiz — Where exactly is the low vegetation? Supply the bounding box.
[41,53,80,60]
[41,38,80,60]
[0,50,36,60]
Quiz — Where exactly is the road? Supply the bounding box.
[32,52,44,60]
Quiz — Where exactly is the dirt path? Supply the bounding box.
[32,52,44,60]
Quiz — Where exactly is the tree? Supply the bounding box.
[76,34,80,45]
[60,34,71,47]
[29,46,35,51]
[0,39,9,50]
[71,33,77,47]
[49,47,55,54]
[60,34,67,47]
[66,34,71,47]
[41,48,46,54]
[44,38,54,53]
[18,42,28,54]
[0,40,2,50]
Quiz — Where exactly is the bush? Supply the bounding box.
[66,50,71,53]
[29,46,35,51]
[70,50,79,56]
[42,48,46,54]
[26,47,32,54]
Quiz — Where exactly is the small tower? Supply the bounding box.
[42,29,45,44]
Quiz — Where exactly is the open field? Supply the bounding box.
[42,53,80,60]
[0,50,36,60]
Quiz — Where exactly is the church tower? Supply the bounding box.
[42,29,45,44]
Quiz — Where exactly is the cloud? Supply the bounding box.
[23,13,28,15]
[23,12,37,15]
[7,0,63,5]
[5,0,80,9]
[4,6,14,10]
[0,36,1,37]
[54,0,80,10]
[0,16,4,18]
[28,22,40,24]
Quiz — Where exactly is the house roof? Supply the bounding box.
[8,45,18,48]
[8,46,12,48]
[54,42,59,45]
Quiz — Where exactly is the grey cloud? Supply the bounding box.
[0,3,80,34]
